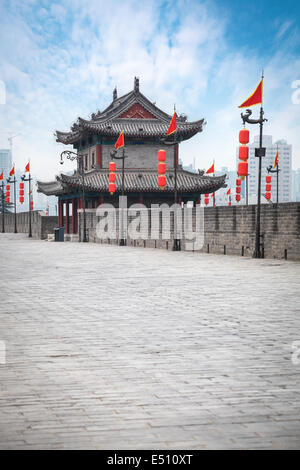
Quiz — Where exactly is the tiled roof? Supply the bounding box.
[37,169,226,195]
[55,79,205,145]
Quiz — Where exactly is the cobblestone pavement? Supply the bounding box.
[0,233,300,449]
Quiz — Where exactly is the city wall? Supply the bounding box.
[1,203,299,261]
[79,202,300,261]
[2,211,58,240]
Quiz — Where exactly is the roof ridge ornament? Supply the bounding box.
[113,86,117,101]
[134,76,139,93]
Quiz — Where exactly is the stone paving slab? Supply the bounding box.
[0,233,300,449]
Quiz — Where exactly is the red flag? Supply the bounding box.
[0,172,3,181]
[25,162,30,173]
[115,130,124,150]
[9,166,15,176]
[238,79,263,108]
[206,163,214,174]
[226,188,231,195]
[274,150,279,168]
[167,112,177,136]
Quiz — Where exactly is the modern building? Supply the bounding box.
[0,149,12,181]
[38,77,226,235]
[236,135,292,204]
[292,169,300,202]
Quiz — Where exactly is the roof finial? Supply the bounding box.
[134,76,139,93]
[113,86,117,101]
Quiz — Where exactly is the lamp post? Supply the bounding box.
[1,180,5,233]
[240,106,267,258]
[21,172,32,238]
[266,163,280,205]
[60,150,87,242]
[160,131,181,251]
[110,147,127,246]
[6,174,17,233]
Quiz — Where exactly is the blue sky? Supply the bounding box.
[0,0,299,179]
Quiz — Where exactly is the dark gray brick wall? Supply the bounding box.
[84,202,300,261]
[2,212,58,239]
[101,143,174,169]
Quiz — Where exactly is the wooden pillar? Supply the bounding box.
[58,200,64,227]
[139,194,143,206]
[66,201,69,234]
[72,198,78,234]
[96,145,102,168]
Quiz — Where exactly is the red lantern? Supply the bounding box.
[265,192,271,200]
[20,182,24,189]
[266,175,271,184]
[265,184,271,192]
[205,193,209,197]
[238,161,248,176]
[236,194,241,202]
[109,183,115,195]
[158,150,166,162]
[236,186,241,194]
[6,184,10,191]
[30,201,34,211]
[108,173,116,183]
[228,202,232,206]
[204,197,209,205]
[19,189,24,196]
[19,196,24,204]
[108,161,116,194]
[238,146,249,161]
[236,178,241,186]
[158,150,166,189]
[158,175,166,189]
[109,161,116,172]
[6,197,10,204]
[158,162,166,175]
[239,129,249,145]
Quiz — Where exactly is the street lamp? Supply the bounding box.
[240,107,267,258]
[160,131,181,251]
[266,163,280,205]
[110,147,127,246]
[6,174,17,233]
[60,150,88,242]
[1,179,5,233]
[21,172,32,238]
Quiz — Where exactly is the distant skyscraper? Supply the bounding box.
[212,167,236,205]
[292,169,300,202]
[0,149,12,180]
[236,135,292,203]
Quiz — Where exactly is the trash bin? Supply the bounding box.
[54,227,64,242]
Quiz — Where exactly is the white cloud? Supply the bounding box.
[0,0,299,184]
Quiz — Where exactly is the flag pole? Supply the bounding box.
[240,70,267,258]
[213,158,215,206]
[14,167,17,233]
[1,179,4,233]
[28,171,32,238]
[7,166,17,233]
[22,163,33,238]
[277,145,279,205]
